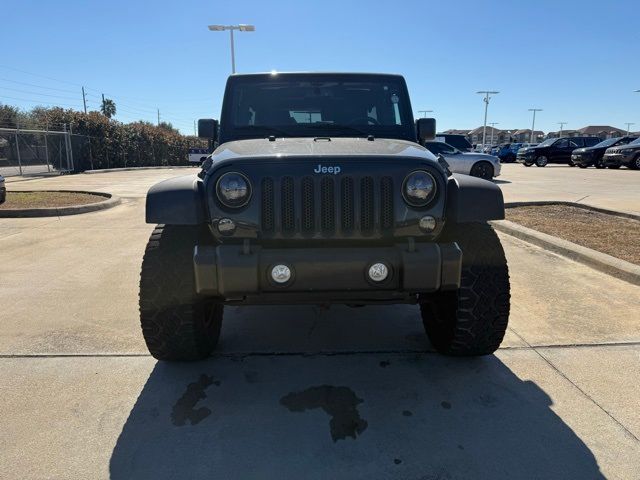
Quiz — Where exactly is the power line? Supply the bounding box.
[0,77,79,94]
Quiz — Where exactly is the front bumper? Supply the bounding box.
[571,154,593,166]
[602,153,625,166]
[193,242,462,304]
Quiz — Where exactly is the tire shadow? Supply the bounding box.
[109,352,605,479]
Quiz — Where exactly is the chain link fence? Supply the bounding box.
[0,126,206,177]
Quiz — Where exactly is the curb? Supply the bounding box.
[505,201,640,221]
[493,219,640,286]
[83,166,195,174]
[0,191,121,218]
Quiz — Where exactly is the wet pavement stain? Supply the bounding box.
[394,459,402,465]
[171,374,216,426]
[402,410,413,417]
[441,401,452,410]
[280,385,368,442]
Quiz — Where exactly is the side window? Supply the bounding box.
[555,139,569,148]
[584,137,599,147]
[569,138,585,148]
[427,143,444,154]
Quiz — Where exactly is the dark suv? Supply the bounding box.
[602,137,640,169]
[517,136,601,167]
[141,72,510,361]
[572,136,638,168]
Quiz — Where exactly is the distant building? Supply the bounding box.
[466,126,514,145]
[512,129,545,143]
[576,126,626,139]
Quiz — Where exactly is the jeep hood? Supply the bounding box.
[210,137,437,162]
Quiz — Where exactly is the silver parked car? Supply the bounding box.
[424,141,501,179]
[0,174,6,204]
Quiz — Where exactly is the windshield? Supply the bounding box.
[594,138,619,148]
[536,138,556,147]
[628,137,640,146]
[220,74,415,142]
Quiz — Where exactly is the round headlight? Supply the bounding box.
[216,172,251,208]
[402,170,437,207]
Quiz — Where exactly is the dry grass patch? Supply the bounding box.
[506,205,640,265]
[0,191,105,210]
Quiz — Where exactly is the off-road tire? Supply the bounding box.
[139,225,223,361]
[595,161,605,169]
[420,223,510,356]
[523,162,532,167]
[469,161,494,180]
[630,155,640,170]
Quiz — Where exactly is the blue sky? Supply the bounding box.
[1,0,639,134]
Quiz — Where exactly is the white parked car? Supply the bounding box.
[424,142,501,179]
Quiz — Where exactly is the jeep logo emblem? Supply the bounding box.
[314,164,341,175]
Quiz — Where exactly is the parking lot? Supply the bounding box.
[1,164,639,479]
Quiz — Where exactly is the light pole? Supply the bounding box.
[489,122,499,145]
[528,108,542,143]
[418,110,433,118]
[208,24,255,74]
[558,122,567,138]
[625,123,635,135]
[477,91,499,148]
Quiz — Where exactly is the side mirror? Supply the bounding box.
[416,118,436,144]
[198,119,219,141]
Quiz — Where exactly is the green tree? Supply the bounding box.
[158,121,178,133]
[101,98,116,118]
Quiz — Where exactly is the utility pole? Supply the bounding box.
[194,120,197,136]
[101,93,105,113]
[82,87,87,114]
[558,122,567,138]
[418,110,433,118]
[157,109,160,126]
[477,91,499,148]
[528,109,543,143]
[625,123,635,135]
[489,122,499,145]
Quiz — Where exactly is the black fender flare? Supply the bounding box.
[145,174,206,225]
[446,173,504,223]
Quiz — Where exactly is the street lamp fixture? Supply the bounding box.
[528,108,543,143]
[477,91,499,147]
[207,24,256,73]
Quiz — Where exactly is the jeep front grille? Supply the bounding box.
[260,175,394,237]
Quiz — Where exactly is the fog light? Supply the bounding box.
[217,218,236,235]
[271,264,292,284]
[419,215,436,233]
[368,263,389,282]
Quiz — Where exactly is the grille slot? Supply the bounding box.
[341,177,354,232]
[320,177,336,233]
[360,176,374,233]
[261,178,274,232]
[301,177,315,232]
[281,177,295,232]
[380,176,393,230]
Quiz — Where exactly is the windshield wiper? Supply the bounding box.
[299,123,374,138]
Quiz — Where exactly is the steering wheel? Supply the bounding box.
[346,116,380,126]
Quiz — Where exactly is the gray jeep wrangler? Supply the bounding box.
[140,72,510,361]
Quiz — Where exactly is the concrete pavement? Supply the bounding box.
[1,166,639,479]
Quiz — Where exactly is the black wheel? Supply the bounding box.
[568,160,576,167]
[630,155,640,170]
[139,225,223,361]
[578,164,587,169]
[608,165,621,169]
[420,224,510,356]
[523,162,533,167]
[535,156,548,167]
[595,161,605,169]
[470,161,494,179]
